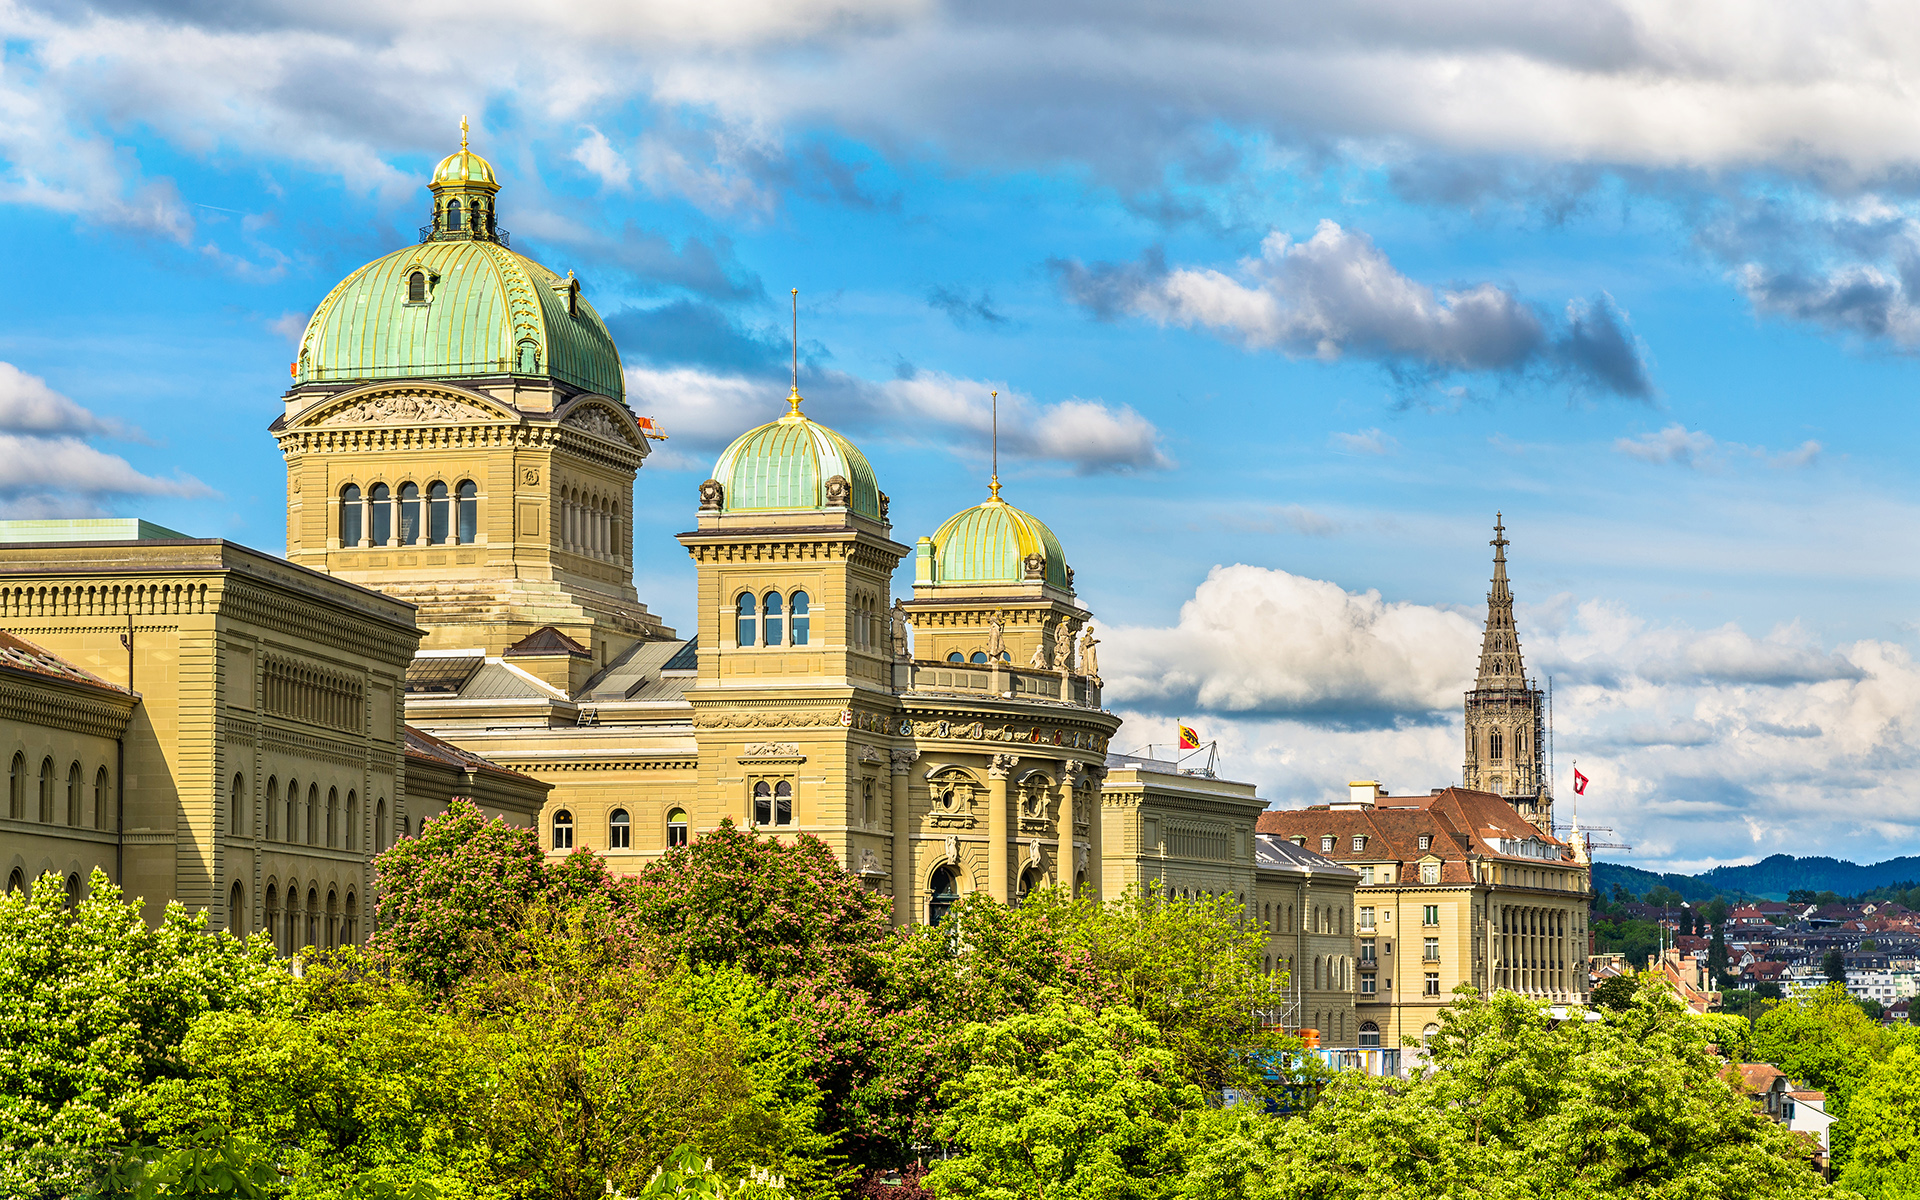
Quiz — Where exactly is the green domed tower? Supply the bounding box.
[272,123,671,664]
[902,472,1092,686]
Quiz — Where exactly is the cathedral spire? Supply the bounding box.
[1475,512,1527,688]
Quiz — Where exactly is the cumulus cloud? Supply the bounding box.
[1613,424,1825,471]
[1101,564,1480,722]
[1053,223,1653,396]
[1102,564,1920,868]
[0,362,208,507]
[624,362,1170,474]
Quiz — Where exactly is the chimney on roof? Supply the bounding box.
[1334,780,1382,810]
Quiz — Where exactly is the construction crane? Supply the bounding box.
[1554,823,1634,856]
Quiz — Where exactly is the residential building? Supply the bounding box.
[1252,833,1361,1046]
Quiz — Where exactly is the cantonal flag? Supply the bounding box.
[1573,768,1589,795]
[1178,724,1201,750]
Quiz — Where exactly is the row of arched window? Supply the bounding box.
[560,486,622,562]
[262,656,363,733]
[735,591,811,647]
[5,870,83,907]
[258,880,359,954]
[435,197,495,237]
[551,808,688,852]
[339,481,478,548]
[7,754,110,829]
[239,774,394,851]
[947,650,1012,664]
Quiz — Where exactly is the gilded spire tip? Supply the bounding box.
[787,287,802,417]
[460,115,469,153]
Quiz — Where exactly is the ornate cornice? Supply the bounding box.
[0,673,135,740]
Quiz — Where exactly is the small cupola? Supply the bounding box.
[424,116,506,245]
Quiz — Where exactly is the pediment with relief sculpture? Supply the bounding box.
[558,399,645,450]
[303,384,514,429]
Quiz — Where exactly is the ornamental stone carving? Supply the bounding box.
[989,753,1020,777]
[878,491,891,519]
[562,405,632,444]
[1052,628,1073,672]
[987,610,1005,660]
[857,847,883,875]
[320,391,497,426]
[824,474,851,506]
[944,835,959,866]
[1079,625,1100,680]
[890,749,919,774]
[742,742,801,758]
[698,479,724,510]
[1023,552,1046,581]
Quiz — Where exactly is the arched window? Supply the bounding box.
[552,809,574,850]
[752,781,772,826]
[457,481,478,545]
[407,271,426,302]
[736,593,757,648]
[969,651,988,664]
[340,484,362,547]
[608,809,630,849]
[230,773,246,836]
[229,882,245,934]
[326,788,338,847]
[1074,870,1087,896]
[929,867,959,925]
[369,483,392,545]
[762,591,784,646]
[447,199,463,230]
[790,591,810,645]
[398,483,421,545]
[38,757,53,822]
[344,892,359,945]
[66,762,81,825]
[266,776,278,840]
[95,767,109,831]
[65,874,79,909]
[5,869,21,896]
[7,753,20,819]
[287,779,301,843]
[306,886,320,950]
[1489,730,1503,762]
[307,783,319,844]
[264,885,279,952]
[1016,867,1041,904]
[427,481,450,545]
[345,791,358,851]
[946,651,963,663]
[516,340,538,373]
[374,798,387,852]
[667,808,688,848]
[326,890,340,950]
[774,779,793,826]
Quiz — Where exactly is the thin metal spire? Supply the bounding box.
[787,288,802,417]
[989,390,1002,500]
[460,115,469,153]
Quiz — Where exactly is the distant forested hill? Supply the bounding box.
[1592,854,1920,903]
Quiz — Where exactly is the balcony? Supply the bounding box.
[418,226,512,248]
[902,658,1103,710]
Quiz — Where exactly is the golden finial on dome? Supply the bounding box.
[460,115,469,153]
[786,287,804,418]
[988,389,1002,500]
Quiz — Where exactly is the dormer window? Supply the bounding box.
[1352,835,1366,852]
[1418,835,1431,851]
[407,271,426,303]
[1321,836,1335,853]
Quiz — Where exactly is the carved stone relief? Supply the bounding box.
[562,406,631,444]
[698,478,724,510]
[824,474,851,506]
[320,391,497,425]
[741,742,801,758]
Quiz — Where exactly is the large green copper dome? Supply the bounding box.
[293,130,624,400]
[927,487,1070,589]
[295,240,624,400]
[711,392,882,519]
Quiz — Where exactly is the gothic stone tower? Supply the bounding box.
[1462,514,1551,833]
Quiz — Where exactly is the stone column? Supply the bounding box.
[890,749,918,927]
[988,753,1019,903]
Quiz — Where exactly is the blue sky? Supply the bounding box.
[2,0,1917,871]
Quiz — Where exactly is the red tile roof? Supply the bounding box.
[0,629,132,697]
[1255,787,1572,884]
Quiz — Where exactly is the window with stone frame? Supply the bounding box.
[1420,861,1441,885]
[928,768,978,815]
[861,777,876,826]
[1018,773,1051,819]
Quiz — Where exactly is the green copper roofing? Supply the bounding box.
[711,398,882,518]
[295,238,625,400]
[929,493,1070,589]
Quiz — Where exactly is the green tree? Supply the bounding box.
[1703,897,1731,927]
[1177,981,1834,1200]
[1836,1044,1920,1200]
[370,798,550,995]
[0,869,289,1197]
[1823,949,1848,983]
[1590,973,1638,1012]
[922,996,1203,1200]
[1708,921,1729,983]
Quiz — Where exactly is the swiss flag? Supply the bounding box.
[1573,768,1589,795]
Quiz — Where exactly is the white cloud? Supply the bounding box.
[1054,223,1652,395]
[1331,428,1396,455]
[571,126,632,189]
[624,362,1170,474]
[1101,563,1920,868]
[1614,423,1715,466]
[0,362,129,437]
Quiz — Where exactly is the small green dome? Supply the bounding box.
[711,395,882,518]
[295,239,625,400]
[928,489,1070,589]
